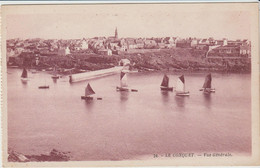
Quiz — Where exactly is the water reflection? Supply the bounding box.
[84,99,95,112]
[161,91,170,104]
[119,91,129,101]
[203,93,212,109]
[52,78,57,83]
[20,80,28,87]
[7,68,252,160]
[175,96,186,108]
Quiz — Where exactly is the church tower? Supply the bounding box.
[115,27,118,39]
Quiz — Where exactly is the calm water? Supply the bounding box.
[7,68,251,161]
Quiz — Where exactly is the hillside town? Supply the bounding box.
[6,28,251,73]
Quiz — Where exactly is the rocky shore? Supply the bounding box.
[8,48,251,73]
[124,49,250,73]
[8,149,71,162]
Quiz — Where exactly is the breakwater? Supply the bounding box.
[69,66,123,83]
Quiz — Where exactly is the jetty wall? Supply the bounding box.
[69,66,123,83]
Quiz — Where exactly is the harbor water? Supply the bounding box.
[7,68,251,160]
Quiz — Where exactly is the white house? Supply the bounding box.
[81,39,88,49]
[65,46,71,55]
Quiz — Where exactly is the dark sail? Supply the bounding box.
[85,83,95,96]
[161,74,169,87]
[202,73,212,88]
[179,75,185,84]
[120,72,126,80]
[21,68,27,78]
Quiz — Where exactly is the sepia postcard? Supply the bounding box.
[1,2,260,167]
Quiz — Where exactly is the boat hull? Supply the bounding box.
[116,86,129,92]
[81,96,94,100]
[202,88,215,93]
[21,78,29,82]
[38,86,49,89]
[160,86,173,91]
[176,91,190,96]
[131,89,138,92]
[51,76,59,79]
[209,88,215,92]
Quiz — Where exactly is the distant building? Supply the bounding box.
[191,39,198,47]
[81,39,89,49]
[65,46,71,55]
[135,39,145,49]
[208,45,241,57]
[195,44,209,50]
[144,39,157,49]
[107,27,119,42]
[127,39,137,49]
[109,42,119,50]
[168,37,175,44]
[199,39,210,45]
[176,39,191,48]
[240,44,251,56]
[157,42,168,49]
[115,27,118,39]
[215,39,228,46]
[98,49,112,56]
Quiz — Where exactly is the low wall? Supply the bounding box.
[69,66,123,83]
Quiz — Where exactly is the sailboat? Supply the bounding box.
[160,74,173,91]
[175,75,190,96]
[51,66,59,79]
[21,68,29,81]
[81,83,95,100]
[116,71,129,91]
[200,73,215,93]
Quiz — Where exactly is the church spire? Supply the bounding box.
[115,27,118,39]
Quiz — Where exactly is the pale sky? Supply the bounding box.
[4,4,252,40]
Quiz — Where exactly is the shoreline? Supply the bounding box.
[7,65,251,75]
[7,48,251,74]
[8,149,71,162]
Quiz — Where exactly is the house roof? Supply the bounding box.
[201,39,208,43]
